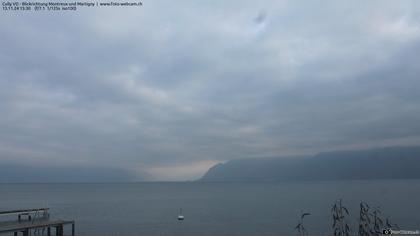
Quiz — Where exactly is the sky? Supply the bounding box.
[1,0,420,181]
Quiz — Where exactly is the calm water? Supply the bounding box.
[0,180,419,236]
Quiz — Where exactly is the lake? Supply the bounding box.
[0,180,419,236]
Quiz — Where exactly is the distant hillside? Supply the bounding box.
[199,146,420,182]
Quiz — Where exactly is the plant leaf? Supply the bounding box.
[301,213,311,219]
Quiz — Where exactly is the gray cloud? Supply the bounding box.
[1,0,420,180]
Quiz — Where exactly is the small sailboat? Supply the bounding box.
[177,208,184,221]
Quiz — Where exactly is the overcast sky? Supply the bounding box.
[1,0,420,181]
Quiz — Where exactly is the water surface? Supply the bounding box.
[0,180,419,236]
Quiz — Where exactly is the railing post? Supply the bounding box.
[55,225,63,236]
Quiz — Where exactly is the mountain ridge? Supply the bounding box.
[199,146,420,182]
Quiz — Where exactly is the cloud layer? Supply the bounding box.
[1,0,420,180]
